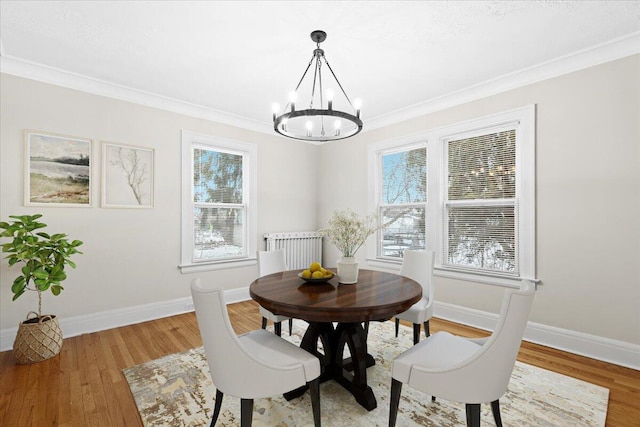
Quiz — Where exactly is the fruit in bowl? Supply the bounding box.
[300,261,334,281]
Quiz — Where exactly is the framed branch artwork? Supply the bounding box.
[25,130,93,206]
[102,142,155,208]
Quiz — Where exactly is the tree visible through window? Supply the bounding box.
[192,147,246,261]
[379,147,426,258]
[370,105,535,284]
[446,130,517,274]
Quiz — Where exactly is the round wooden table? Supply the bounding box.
[250,269,422,411]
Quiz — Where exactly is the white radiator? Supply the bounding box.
[264,232,323,270]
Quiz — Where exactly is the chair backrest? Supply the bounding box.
[414,280,535,403]
[190,278,296,398]
[258,249,287,277]
[475,280,536,390]
[400,250,435,302]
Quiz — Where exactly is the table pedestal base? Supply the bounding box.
[283,321,377,411]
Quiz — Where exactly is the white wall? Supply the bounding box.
[1,54,638,363]
[0,74,319,342]
[318,54,640,346]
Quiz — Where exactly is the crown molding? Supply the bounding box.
[365,31,640,131]
[1,31,638,136]
[0,54,272,135]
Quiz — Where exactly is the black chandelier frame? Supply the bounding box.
[273,30,363,142]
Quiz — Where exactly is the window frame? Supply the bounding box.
[368,105,535,287]
[376,143,428,261]
[180,130,257,273]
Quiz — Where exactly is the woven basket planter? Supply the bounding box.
[13,312,63,364]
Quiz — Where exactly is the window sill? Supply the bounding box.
[366,258,538,289]
[366,258,402,271]
[435,268,538,289]
[179,257,257,274]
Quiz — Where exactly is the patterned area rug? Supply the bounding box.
[123,320,608,426]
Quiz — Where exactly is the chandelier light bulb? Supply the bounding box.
[334,119,342,136]
[272,103,280,121]
[326,89,334,101]
[289,91,297,112]
[353,98,362,118]
[306,120,313,137]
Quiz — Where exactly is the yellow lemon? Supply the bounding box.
[311,270,324,279]
[323,271,333,278]
[301,269,312,278]
[320,267,328,274]
[309,261,322,272]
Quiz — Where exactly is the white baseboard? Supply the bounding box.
[0,287,251,353]
[2,287,638,371]
[434,301,640,371]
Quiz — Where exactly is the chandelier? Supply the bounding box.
[272,30,363,142]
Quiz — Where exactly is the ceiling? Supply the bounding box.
[1,1,639,138]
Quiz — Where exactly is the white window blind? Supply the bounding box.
[180,131,257,273]
[192,147,246,262]
[444,129,519,275]
[368,105,535,286]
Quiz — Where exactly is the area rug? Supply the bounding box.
[123,320,609,426]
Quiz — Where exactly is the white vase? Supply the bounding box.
[337,256,359,284]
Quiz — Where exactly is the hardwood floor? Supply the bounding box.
[1,299,638,426]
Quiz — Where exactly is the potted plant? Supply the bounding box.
[0,214,83,364]
[318,209,381,284]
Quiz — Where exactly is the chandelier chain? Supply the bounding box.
[324,59,355,109]
[285,56,316,112]
[310,56,320,109]
[314,56,327,135]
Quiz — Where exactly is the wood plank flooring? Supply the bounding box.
[1,299,638,426]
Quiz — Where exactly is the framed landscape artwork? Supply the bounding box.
[25,131,92,206]
[102,142,154,208]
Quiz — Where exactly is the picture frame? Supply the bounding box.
[25,130,93,207]
[101,141,155,208]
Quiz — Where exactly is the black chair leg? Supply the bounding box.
[389,378,403,427]
[288,318,293,336]
[308,378,321,427]
[261,317,267,329]
[465,403,481,427]
[210,389,224,427]
[240,398,253,427]
[274,321,282,336]
[412,323,420,345]
[395,318,400,337]
[424,320,430,337]
[491,400,503,427]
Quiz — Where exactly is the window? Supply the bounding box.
[369,105,535,286]
[444,128,517,274]
[378,146,427,258]
[180,131,257,272]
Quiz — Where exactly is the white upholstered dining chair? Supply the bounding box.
[395,250,435,344]
[388,280,535,427]
[257,249,293,336]
[190,278,321,427]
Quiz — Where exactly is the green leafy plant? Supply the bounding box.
[0,214,83,316]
